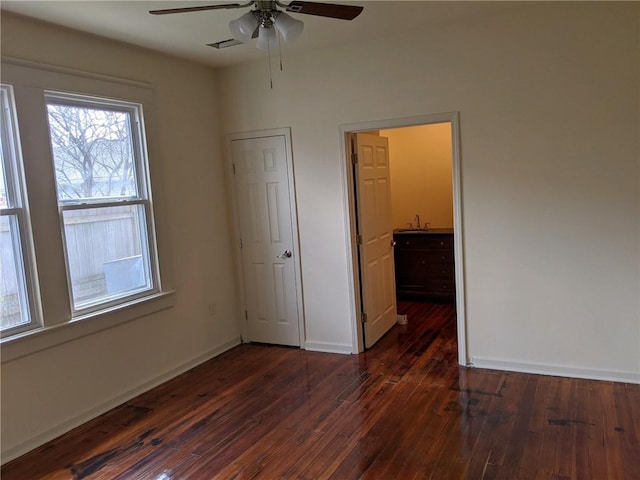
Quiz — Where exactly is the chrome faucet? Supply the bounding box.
[415,214,421,229]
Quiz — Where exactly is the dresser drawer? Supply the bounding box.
[423,264,455,280]
[395,234,453,251]
[421,251,454,265]
[422,235,453,250]
[425,279,456,293]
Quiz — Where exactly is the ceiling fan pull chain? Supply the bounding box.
[278,30,283,71]
[267,31,273,89]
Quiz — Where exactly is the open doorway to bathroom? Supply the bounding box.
[380,123,458,364]
[341,112,467,365]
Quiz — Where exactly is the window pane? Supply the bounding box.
[0,215,31,330]
[47,103,139,201]
[63,205,152,309]
[0,147,8,208]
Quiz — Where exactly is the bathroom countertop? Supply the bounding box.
[393,228,454,235]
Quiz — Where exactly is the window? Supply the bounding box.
[0,85,38,336]
[0,60,172,352]
[45,92,159,315]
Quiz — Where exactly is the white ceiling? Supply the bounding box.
[1,1,514,68]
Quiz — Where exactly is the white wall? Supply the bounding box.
[216,3,640,380]
[1,14,240,461]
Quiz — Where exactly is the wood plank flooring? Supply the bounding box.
[2,300,639,479]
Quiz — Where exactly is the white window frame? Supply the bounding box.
[0,84,41,338]
[45,92,161,316]
[0,58,174,361]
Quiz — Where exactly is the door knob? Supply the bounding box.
[277,250,292,258]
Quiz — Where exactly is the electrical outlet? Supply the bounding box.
[208,302,217,316]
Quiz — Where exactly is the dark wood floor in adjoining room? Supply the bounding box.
[3,300,639,479]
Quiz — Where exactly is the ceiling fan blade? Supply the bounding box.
[149,3,243,15]
[285,1,363,20]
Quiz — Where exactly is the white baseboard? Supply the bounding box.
[304,341,353,354]
[1,337,242,464]
[470,356,640,384]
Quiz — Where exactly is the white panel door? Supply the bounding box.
[355,133,397,348]
[231,134,301,346]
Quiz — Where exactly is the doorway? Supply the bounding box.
[340,113,467,365]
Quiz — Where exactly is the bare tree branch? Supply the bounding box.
[47,104,135,200]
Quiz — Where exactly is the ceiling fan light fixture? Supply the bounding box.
[273,12,304,43]
[229,10,259,42]
[256,25,277,50]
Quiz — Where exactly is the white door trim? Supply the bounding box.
[225,127,305,348]
[339,112,468,365]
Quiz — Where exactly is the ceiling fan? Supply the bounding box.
[149,1,364,50]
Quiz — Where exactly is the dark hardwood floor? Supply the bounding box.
[3,300,639,479]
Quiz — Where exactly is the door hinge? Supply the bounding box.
[245,310,248,320]
[239,239,243,249]
[361,312,368,323]
[356,234,363,245]
[351,152,358,165]
[232,163,237,174]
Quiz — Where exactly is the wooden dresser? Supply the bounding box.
[393,228,455,301]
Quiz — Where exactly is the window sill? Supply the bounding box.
[1,290,175,364]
